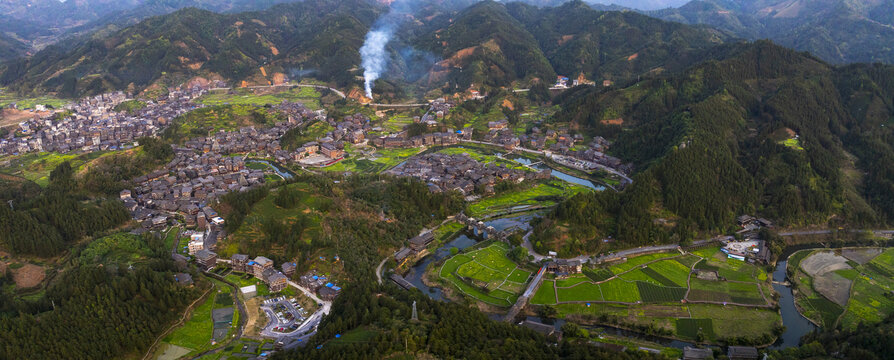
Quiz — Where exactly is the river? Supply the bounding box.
[770,258,818,348]
[404,214,818,350]
[502,154,606,191]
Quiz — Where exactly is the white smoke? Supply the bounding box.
[360,26,395,99]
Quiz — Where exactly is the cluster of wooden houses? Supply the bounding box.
[124,152,263,228]
[385,153,550,195]
[370,130,469,149]
[1,90,202,155]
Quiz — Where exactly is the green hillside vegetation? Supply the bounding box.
[652,0,894,65]
[162,104,284,143]
[0,229,201,359]
[217,174,463,276]
[508,1,725,83]
[535,41,894,255]
[0,0,381,97]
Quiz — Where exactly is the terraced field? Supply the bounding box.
[533,246,777,342]
[438,242,531,307]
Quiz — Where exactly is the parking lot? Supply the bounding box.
[259,296,310,337]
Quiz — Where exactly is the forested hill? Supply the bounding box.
[0,0,727,98]
[536,41,894,255]
[0,0,383,98]
[650,0,894,64]
[0,33,27,62]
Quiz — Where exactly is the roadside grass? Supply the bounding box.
[465,180,585,217]
[531,280,557,305]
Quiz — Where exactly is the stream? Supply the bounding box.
[770,258,818,349]
[247,159,294,179]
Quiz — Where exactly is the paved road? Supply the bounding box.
[778,229,894,236]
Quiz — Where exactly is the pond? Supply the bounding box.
[503,154,605,191]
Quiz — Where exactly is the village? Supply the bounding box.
[0,88,206,155]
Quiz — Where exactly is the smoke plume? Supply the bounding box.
[360,24,395,99]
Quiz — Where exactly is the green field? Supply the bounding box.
[321,147,422,173]
[676,318,714,340]
[780,138,805,150]
[646,260,691,287]
[466,180,587,217]
[0,92,70,109]
[840,248,894,329]
[438,242,528,307]
[553,302,779,343]
[197,86,321,109]
[438,147,531,171]
[0,151,118,186]
[531,280,557,305]
[608,252,678,275]
[164,104,283,143]
[164,280,239,355]
[164,227,181,252]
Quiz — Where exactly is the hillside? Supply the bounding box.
[0,0,728,98]
[535,41,894,255]
[651,0,894,64]
[0,0,381,97]
[507,1,725,85]
[0,33,27,61]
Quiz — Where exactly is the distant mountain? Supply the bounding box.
[0,0,382,97]
[0,0,306,52]
[650,0,894,64]
[1,0,727,98]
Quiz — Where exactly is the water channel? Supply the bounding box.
[403,213,818,350]
[247,159,294,179]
